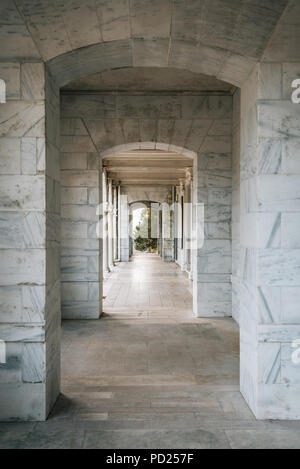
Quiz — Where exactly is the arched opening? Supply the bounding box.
[99,145,197,320]
[0,0,299,445]
[53,64,238,425]
[129,201,160,257]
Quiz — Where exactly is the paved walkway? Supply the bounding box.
[103,252,193,319]
[1,254,300,448]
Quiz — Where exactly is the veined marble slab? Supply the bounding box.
[258,286,281,324]
[281,287,300,324]
[258,324,300,343]
[0,324,45,342]
[258,249,300,286]
[258,175,300,212]
[0,211,46,249]
[258,101,300,139]
[21,63,45,101]
[0,248,45,286]
[0,101,45,138]
[0,138,21,174]
[258,342,281,385]
[0,175,45,210]
[22,343,45,383]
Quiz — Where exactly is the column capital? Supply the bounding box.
[185,168,193,186]
[177,179,185,196]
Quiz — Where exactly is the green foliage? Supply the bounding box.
[133,207,158,252]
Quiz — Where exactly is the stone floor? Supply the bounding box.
[1,254,300,449]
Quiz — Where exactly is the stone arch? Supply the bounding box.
[130,200,159,209]
[100,142,196,161]
[47,39,255,88]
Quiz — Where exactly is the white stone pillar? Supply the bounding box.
[102,172,109,274]
[117,185,121,261]
[60,125,102,321]
[107,178,114,271]
[173,187,179,263]
[158,206,163,257]
[188,178,194,280]
[120,191,129,262]
[129,211,133,257]
[162,201,174,262]
[0,65,60,421]
[184,170,193,276]
[239,62,300,420]
[192,137,232,318]
[177,181,185,268]
[113,185,118,262]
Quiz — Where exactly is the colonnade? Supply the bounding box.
[102,171,194,279]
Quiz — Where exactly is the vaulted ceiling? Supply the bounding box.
[0,0,294,87]
[63,67,236,94]
[103,149,193,186]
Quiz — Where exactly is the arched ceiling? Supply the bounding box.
[0,0,291,87]
[62,67,235,94]
[103,149,193,186]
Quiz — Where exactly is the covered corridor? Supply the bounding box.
[2,255,300,448]
[1,0,300,447]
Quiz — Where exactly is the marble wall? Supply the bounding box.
[192,104,233,318]
[0,64,61,420]
[61,94,233,153]
[239,62,300,419]
[60,117,102,319]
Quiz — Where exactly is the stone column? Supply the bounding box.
[102,171,109,275]
[129,212,133,257]
[113,185,118,262]
[158,207,163,257]
[239,62,300,419]
[176,181,185,268]
[60,120,102,320]
[117,185,121,261]
[192,134,232,318]
[0,65,60,420]
[107,178,114,270]
[184,170,193,277]
[188,178,194,281]
[162,199,174,262]
[173,187,179,262]
[120,191,129,262]
[150,202,160,254]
